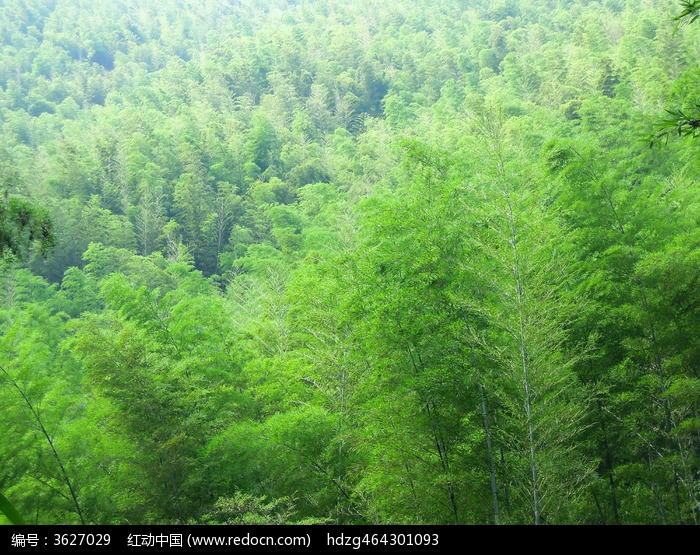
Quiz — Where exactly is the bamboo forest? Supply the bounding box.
[0,0,699,525]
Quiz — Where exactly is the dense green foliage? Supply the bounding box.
[1,0,698,524]
[1,185,54,260]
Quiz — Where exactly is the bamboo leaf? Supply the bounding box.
[0,492,26,525]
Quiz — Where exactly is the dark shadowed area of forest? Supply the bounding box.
[0,0,699,524]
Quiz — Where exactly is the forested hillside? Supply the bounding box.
[0,0,698,524]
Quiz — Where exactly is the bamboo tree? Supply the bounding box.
[464,313,500,524]
[458,106,593,523]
